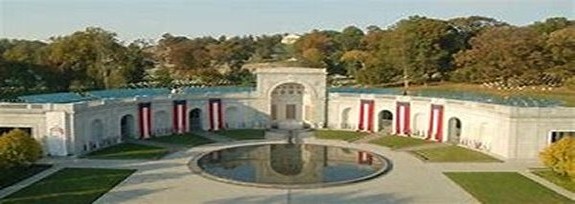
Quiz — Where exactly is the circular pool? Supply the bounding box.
[193,143,392,188]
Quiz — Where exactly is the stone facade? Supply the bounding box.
[0,67,574,160]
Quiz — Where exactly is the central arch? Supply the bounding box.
[270,83,309,129]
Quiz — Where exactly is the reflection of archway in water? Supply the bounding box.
[378,110,393,133]
[91,119,104,148]
[448,117,462,144]
[120,115,136,139]
[189,108,202,131]
[270,144,303,176]
[341,108,351,129]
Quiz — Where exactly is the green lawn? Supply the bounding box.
[532,170,575,193]
[147,133,214,147]
[314,130,369,142]
[0,168,135,204]
[84,143,169,160]
[445,172,572,204]
[370,135,434,149]
[0,164,52,190]
[411,145,501,162]
[216,129,265,140]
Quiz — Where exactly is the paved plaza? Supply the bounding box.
[1,137,573,204]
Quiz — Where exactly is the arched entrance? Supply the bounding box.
[270,83,307,129]
[447,117,462,144]
[225,106,239,129]
[413,113,426,138]
[341,108,351,129]
[378,110,393,133]
[120,115,136,140]
[153,111,170,136]
[91,119,104,149]
[189,108,203,131]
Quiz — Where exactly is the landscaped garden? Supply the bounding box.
[0,164,52,190]
[84,143,169,160]
[532,170,575,193]
[370,135,435,149]
[216,129,265,140]
[147,133,214,147]
[314,130,369,142]
[411,145,501,162]
[445,172,572,203]
[0,168,136,204]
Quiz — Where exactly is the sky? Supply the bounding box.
[1,0,573,42]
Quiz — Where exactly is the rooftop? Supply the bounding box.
[12,86,564,107]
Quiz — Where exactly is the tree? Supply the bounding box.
[44,27,138,90]
[540,137,575,180]
[335,26,364,51]
[453,26,550,85]
[530,17,574,35]
[545,27,575,82]
[0,129,42,169]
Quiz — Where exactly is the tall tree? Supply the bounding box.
[453,26,550,85]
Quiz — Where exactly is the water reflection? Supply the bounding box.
[198,144,387,187]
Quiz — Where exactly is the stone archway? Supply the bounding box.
[91,119,104,149]
[153,111,170,136]
[225,106,239,129]
[120,114,137,139]
[413,113,426,138]
[448,117,462,144]
[270,83,307,129]
[341,108,351,129]
[378,110,393,133]
[120,114,136,140]
[189,108,203,131]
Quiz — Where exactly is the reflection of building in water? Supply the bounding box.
[202,144,382,185]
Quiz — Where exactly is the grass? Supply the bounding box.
[409,83,575,107]
[0,164,52,190]
[147,133,214,147]
[314,130,369,142]
[370,135,434,149]
[532,169,575,193]
[411,145,501,162]
[216,129,265,140]
[0,168,135,204]
[445,172,573,204]
[84,143,169,160]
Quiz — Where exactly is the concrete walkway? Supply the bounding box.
[1,133,573,203]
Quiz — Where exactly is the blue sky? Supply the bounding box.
[1,0,573,42]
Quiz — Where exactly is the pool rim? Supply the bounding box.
[188,141,393,189]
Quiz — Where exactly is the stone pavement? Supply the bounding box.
[1,134,573,203]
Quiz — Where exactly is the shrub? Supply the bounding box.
[539,137,575,180]
[0,129,43,169]
[564,77,575,90]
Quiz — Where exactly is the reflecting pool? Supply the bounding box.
[196,143,391,188]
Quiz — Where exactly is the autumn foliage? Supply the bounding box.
[0,129,43,169]
[539,137,575,180]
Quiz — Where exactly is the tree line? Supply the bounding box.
[1,16,573,99]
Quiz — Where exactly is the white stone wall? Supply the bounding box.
[326,93,575,160]
[2,68,574,159]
